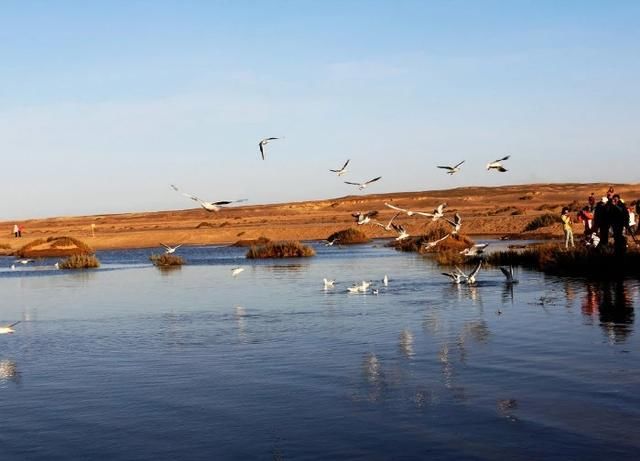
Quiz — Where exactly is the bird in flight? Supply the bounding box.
[443,213,462,234]
[171,185,247,212]
[384,203,432,218]
[231,267,245,277]
[373,212,401,231]
[160,243,182,254]
[0,321,20,335]
[487,155,510,172]
[329,159,350,176]
[437,160,465,175]
[259,137,281,160]
[460,243,489,256]
[391,223,410,241]
[457,261,482,285]
[344,176,382,191]
[324,238,340,247]
[423,233,450,250]
[352,211,378,225]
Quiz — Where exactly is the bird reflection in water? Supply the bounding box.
[0,360,20,386]
[235,306,247,343]
[399,329,414,359]
[362,352,386,402]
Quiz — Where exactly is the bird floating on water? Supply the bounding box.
[382,275,389,286]
[329,159,350,176]
[160,243,182,254]
[458,261,482,285]
[437,160,465,175]
[487,155,510,172]
[0,321,20,335]
[231,267,245,277]
[259,137,281,160]
[344,176,382,191]
[323,278,336,289]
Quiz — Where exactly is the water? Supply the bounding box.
[1,241,639,460]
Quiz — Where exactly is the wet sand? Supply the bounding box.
[1,183,638,252]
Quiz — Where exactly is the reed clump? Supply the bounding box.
[150,253,185,267]
[232,236,271,247]
[17,236,94,258]
[326,228,370,244]
[246,240,315,259]
[58,254,100,270]
[523,214,562,232]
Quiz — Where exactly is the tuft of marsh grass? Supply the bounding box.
[246,240,315,259]
[327,228,370,244]
[150,253,185,267]
[232,236,271,247]
[18,236,94,258]
[58,254,100,269]
[523,214,562,232]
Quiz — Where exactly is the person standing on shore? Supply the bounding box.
[561,207,574,249]
[610,194,634,256]
[17,224,23,237]
[12,224,19,238]
[593,197,610,247]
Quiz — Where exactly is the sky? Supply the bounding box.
[1,0,639,219]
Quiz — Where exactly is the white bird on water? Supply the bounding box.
[344,176,382,191]
[16,259,34,265]
[441,270,465,284]
[171,185,248,212]
[458,261,482,285]
[258,137,281,160]
[323,278,336,289]
[500,266,519,284]
[437,160,465,175]
[231,267,245,277]
[0,321,20,335]
[324,238,340,247]
[329,159,350,176]
[382,275,389,286]
[160,243,182,254]
[352,211,378,225]
[487,155,510,172]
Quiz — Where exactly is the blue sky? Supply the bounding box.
[1,1,639,219]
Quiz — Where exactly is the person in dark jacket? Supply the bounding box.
[609,194,632,256]
[593,197,610,247]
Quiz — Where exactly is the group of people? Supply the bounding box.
[563,187,639,255]
[11,224,23,238]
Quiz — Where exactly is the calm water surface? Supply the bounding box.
[0,241,639,460]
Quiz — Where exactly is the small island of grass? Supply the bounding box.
[246,240,315,259]
[58,254,101,270]
[150,253,185,267]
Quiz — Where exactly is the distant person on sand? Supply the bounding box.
[593,197,610,247]
[17,224,23,237]
[609,194,633,256]
[577,206,593,236]
[561,207,574,249]
[12,224,19,238]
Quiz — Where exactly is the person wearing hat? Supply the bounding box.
[610,194,634,256]
[593,196,610,247]
[561,207,574,249]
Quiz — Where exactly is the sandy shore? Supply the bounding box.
[1,183,638,253]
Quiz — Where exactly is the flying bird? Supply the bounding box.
[441,270,465,284]
[324,238,340,246]
[160,243,182,254]
[423,234,450,250]
[258,137,280,160]
[231,267,245,277]
[384,203,433,218]
[391,223,410,241]
[329,159,350,176]
[458,261,482,285]
[352,211,378,225]
[344,176,382,191]
[0,321,20,335]
[443,213,462,234]
[437,160,465,175]
[460,243,489,256]
[487,155,510,172]
[373,212,401,231]
[171,185,247,212]
[500,266,519,284]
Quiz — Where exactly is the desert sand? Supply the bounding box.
[1,183,638,253]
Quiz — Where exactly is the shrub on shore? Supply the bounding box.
[392,223,474,254]
[17,236,94,258]
[326,228,370,244]
[523,214,562,232]
[232,236,271,247]
[150,253,184,267]
[246,240,315,259]
[58,254,100,270]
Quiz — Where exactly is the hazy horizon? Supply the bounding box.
[1,1,639,220]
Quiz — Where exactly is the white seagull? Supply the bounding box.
[258,137,281,160]
[323,278,336,289]
[500,266,519,284]
[460,243,489,256]
[15,259,34,265]
[171,185,248,212]
[425,203,448,221]
[329,159,350,176]
[441,270,465,284]
[0,321,20,335]
[373,213,401,231]
[423,233,450,250]
[437,160,465,175]
[443,213,462,234]
[160,243,182,254]
[382,275,389,286]
[384,203,431,218]
[352,211,378,225]
[324,238,340,246]
[231,267,245,277]
[392,223,410,241]
[344,176,382,191]
[486,155,510,172]
[458,261,482,285]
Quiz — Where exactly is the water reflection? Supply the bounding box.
[398,329,414,359]
[362,353,386,402]
[580,281,635,343]
[0,360,20,386]
[235,306,247,343]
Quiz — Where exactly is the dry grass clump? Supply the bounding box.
[17,236,94,258]
[433,250,467,266]
[487,244,640,276]
[523,214,562,232]
[195,222,215,229]
[0,243,11,250]
[246,240,316,259]
[150,253,185,267]
[327,228,370,244]
[393,222,474,254]
[58,254,100,270]
[232,236,271,247]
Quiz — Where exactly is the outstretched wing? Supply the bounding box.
[182,192,200,202]
[493,155,510,162]
[454,160,465,169]
[170,184,180,192]
[499,266,512,280]
[365,176,382,185]
[259,142,265,160]
[385,203,408,213]
[437,165,453,170]
[344,181,360,186]
[454,213,462,224]
[469,260,482,278]
[365,211,379,219]
[8,321,20,328]
[160,243,171,250]
[497,166,508,172]
[342,159,350,170]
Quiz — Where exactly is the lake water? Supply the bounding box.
[1,241,639,460]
